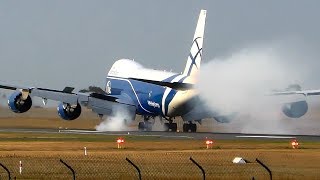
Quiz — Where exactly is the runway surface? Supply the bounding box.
[0,128,320,141]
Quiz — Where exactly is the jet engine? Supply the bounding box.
[57,103,81,120]
[282,100,308,118]
[8,91,32,113]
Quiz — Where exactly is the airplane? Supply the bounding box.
[0,9,311,132]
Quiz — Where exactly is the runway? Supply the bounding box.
[0,128,320,141]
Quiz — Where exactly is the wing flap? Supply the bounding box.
[31,88,79,104]
[88,97,136,116]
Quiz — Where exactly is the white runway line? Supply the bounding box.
[60,130,194,139]
[236,135,296,139]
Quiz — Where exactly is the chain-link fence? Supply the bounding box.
[0,151,318,179]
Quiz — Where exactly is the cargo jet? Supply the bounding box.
[0,9,308,132]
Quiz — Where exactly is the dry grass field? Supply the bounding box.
[0,132,319,179]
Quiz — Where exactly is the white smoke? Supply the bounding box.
[95,106,133,131]
[197,42,313,134]
[151,116,167,131]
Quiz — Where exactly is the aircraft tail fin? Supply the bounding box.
[183,9,207,77]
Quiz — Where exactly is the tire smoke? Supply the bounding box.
[95,107,133,131]
[196,43,310,134]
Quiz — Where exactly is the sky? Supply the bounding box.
[0,1,320,90]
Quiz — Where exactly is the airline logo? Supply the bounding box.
[147,100,160,108]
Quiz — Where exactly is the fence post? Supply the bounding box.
[126,158,141,180]
[60,159,76,180]
[189,157,205,180]
[0,162,11,180]
[256,158,272,180]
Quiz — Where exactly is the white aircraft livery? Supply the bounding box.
[0,9,311,132]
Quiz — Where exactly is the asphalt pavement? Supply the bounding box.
[0,128,320,141]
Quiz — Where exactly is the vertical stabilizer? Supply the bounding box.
[183,9,207,77]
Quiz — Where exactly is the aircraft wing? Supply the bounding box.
[272,89,320,96]
[0,83,136,116]
[0,83,114,104]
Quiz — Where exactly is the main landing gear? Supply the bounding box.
[182,122,197,132]
[164,120,177,132]
[138,116,154,131]
[137,116,198,132]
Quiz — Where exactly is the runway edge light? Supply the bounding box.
[291,139,299,149]
[117,137,125,149]
[205,138,213,149]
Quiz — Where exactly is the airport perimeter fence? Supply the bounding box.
[0,151,317,180]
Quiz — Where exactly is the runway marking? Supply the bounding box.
[60,130,194,139]
[236,135,296,139]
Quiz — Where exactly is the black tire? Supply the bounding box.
[183,124,188,132]
[138,122,145,131]
[191,124,197,132]
[164,123,170,132]
[171,123,177,132]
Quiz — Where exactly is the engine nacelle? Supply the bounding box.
[57,103,81,120]
[282,100,308,118]
[8,91,32,113]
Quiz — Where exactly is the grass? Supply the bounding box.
[0,132,319,179]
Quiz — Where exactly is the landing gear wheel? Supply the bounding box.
[171,123,177,132]
[164,123,177,132]
[183,123,197,132]
[183,124,188,132]
[190,124,197,132]
[164,123,170,132]
[138,121,153,131]
[138,122,145,131]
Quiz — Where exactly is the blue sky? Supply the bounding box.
[0,1,319,90]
